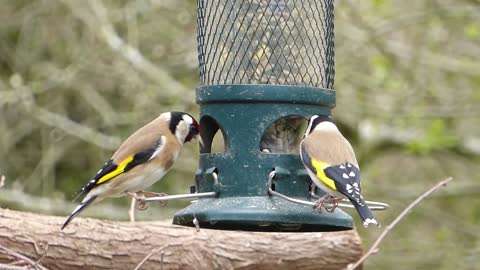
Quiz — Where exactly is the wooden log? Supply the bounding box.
[0,208,362,270]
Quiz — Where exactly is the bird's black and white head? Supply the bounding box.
[167,112,200,144]
[304,114,337,138]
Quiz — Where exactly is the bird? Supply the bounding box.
[61,111,201,230]
[300,114,379,228]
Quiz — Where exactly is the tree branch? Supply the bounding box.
[347,177,453,270]
[0,208,363,270]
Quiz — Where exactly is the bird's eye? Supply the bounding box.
[190,125,198,132]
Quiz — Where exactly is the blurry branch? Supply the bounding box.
[394,45,480,77]
[0,176,5,189]
[342,1,480,76]
[61,0,193,103]
[0,79,121,150]
[25,139,79,193]
[358,120,480,156]
[346,177,453,270]
[33,105,120,150]
[358,120,419,145]
[464,136,480,156]
[1,117,37,153]
[77,85,118,125]
[74,85,143,126]
[30,64,80,95]
[0,187,173,221]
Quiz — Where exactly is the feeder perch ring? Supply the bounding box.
[268,170,389,211]
[142,191,217,203]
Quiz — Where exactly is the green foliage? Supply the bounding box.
[465,23,480,40]
[407,119,459,154]
[371,55,392,81]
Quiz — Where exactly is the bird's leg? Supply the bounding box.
[325,197,344,213]
[126,192,149,211]
[136,190,168,207]
[313,194,331,213]
[128,197,136,222]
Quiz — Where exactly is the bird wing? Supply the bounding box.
[300,140,360,194]
[302,132,358,165]
[323,163,379,227]
[304,152,365,204]
[323,163,362,199]
[73,136,165,201]
[300,141,338,191]
[300,141,317,174]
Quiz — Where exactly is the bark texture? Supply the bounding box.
[0,208,363,270]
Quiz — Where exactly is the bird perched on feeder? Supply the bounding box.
[300,115,379,228]
[61,111,201,229]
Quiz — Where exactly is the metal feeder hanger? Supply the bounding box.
[146,0,388,232]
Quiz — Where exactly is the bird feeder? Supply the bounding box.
[142,0,387,231]
[169,0,352,232]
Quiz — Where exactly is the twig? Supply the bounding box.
[33,243,49,268]
[193,216,200,232]
[133,243,181,270]
[129,197,136,222]
[0,244,49,270]
[160,251,164,270]
[347,177,453,270]
[0,175,5,189]
[0,263,31,270]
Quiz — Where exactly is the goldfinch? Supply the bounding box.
[62,112,200,229]
[300,115,379,228]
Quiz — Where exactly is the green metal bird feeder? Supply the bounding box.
[135,0,385,232]
[139,0,390,232]
[171,0,355,232]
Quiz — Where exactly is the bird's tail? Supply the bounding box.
[61,195,97,230]
[349,198,380,228]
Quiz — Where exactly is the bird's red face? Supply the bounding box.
[184,118,200,143]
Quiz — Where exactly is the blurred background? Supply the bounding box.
[0,0,478,269]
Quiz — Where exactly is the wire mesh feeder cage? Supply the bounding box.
[197,0,335,88]
[148,0,385,232]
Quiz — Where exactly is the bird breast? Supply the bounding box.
[123,166,167,192]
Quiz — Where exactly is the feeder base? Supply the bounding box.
[173,196,353,232]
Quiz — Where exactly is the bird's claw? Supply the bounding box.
[135,199,149,211]
[312,194,330,213]
[137,191,169,207]
[155,192,168,207]
[127,192,149,211]
[325,197,343,213]
[313,196,342,214]
[127,191,168,211]
[138,191,168,207]
[313,199,326,213]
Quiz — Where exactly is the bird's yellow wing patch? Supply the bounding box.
[311,159,337,191]
[96,155,134,184]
